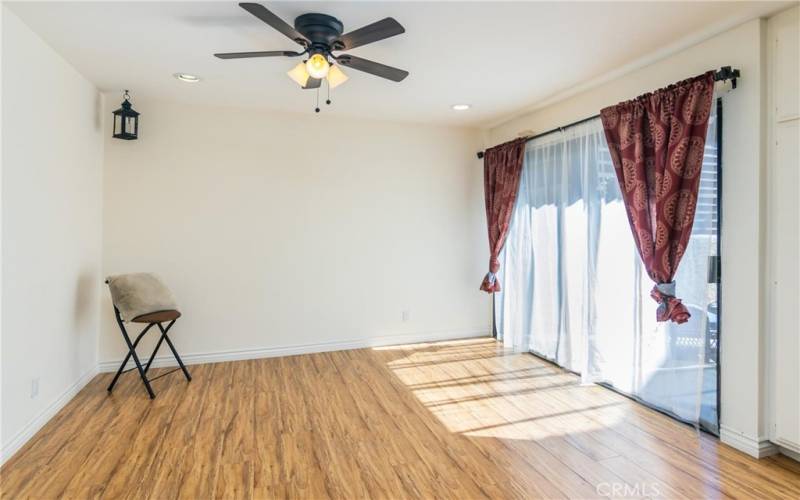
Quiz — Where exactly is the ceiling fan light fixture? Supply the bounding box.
[306,53,330,79]
[326,65,349,89]
[287,62,311,87]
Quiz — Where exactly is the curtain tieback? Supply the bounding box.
[480,272,500,293]
[650,282,691,324]
[480,257,502,293]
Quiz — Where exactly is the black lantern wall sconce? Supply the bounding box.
[112,90,140,140]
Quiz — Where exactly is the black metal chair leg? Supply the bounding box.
[132,352,156,399]
[160,322,192,382]
[144,331,166,374]
[111,308,156,399]
[108,322,154,393]
[108,351,133,392]
[127,338,156,399]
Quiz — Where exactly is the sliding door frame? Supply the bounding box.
[714,96,723,434]
[493,99,724,436]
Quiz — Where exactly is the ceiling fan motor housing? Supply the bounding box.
[294,13,344,48]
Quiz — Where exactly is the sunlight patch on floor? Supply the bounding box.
[381,338,625,439]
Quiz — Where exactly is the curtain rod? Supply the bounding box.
[477,66,740,159]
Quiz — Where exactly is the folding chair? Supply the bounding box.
[105,273,191,399]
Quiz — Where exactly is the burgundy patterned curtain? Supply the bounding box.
[600,71,715,323]
[480,138,526,293]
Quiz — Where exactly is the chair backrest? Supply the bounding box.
[106,273,179,322]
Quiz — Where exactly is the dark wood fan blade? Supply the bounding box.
[335,55,408,82]
[336,18,405,51]
[239,3,308,45]
[303,77,322,90]
[214,50,301,59]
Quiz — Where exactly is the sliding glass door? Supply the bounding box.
[495,103,720,433]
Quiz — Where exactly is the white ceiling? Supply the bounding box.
[7,1,789,127]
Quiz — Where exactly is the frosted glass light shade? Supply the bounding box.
[287,62,310,87]
[326,65,349,89]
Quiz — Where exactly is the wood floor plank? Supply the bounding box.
[1,338,798,499]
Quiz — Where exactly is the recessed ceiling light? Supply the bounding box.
[452,104,471,111]
[174,73,201,83]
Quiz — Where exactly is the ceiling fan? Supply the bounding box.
[214,2,409,95]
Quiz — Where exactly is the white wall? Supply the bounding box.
[1,7,103,461]
[100,96,489,365]
[488,17,774,456]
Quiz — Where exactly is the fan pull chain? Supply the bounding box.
[326,80,332,105]
[315,87,320,113]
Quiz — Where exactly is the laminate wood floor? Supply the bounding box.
[1,338,799,499]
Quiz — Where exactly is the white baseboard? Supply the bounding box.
[1,365,99,466]
[720,425,780,458]
[97,328,490,372]
[772,436,800,458]
[776,444,800,462]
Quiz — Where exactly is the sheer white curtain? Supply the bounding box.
[495,109,719,431]
[494,120,613,372]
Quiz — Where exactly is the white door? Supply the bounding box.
[767,6,800,455]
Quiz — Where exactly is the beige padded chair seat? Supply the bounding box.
[132,310,182,323]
